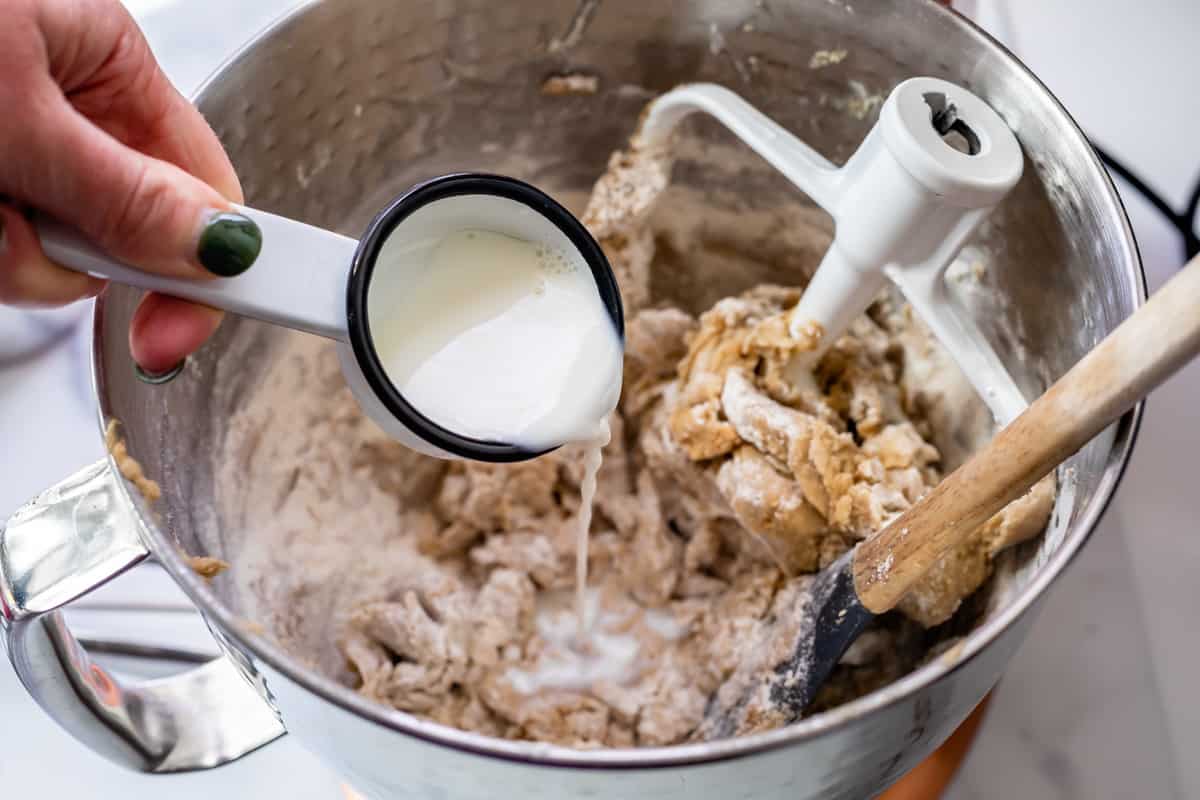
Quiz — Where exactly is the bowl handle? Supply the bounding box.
[0,460,286,772]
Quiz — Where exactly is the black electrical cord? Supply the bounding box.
[1092,143,1200,261]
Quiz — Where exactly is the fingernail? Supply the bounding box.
[135,358,187,385]
[197,211,262,277]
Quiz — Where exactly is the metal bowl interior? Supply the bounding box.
[92,0,1142,774]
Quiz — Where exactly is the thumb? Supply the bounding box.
[2,78,261,279]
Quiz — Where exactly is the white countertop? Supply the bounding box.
[1,1,1196,797]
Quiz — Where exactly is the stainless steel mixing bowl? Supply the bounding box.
[1,1,1143,797]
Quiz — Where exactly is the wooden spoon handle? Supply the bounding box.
[854,253,1200,613]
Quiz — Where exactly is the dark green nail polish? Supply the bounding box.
[135,358,187,385]
[197,212,262,277]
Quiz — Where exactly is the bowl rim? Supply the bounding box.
[96,0,1147,771]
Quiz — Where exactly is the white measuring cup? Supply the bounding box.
[38,173,624,461]
[641,78,1027,425]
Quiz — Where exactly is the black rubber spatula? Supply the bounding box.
[699,251,1200,739]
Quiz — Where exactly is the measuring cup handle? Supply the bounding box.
[0,460,286,772]
[37,205,357,341]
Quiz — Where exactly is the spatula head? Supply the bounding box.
[694,550,875,740]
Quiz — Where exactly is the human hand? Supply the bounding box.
[0,0,261,375]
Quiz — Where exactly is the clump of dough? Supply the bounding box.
[186,555,230,582]
[662,285,1055,627]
